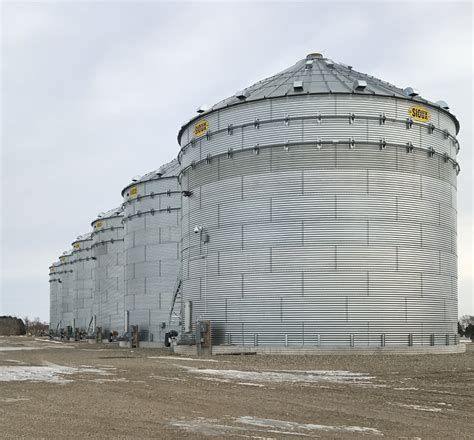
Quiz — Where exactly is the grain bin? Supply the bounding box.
[57,250,74,331]
[177,53,461,350]
[121,159,181,344]
[91,207,125,336]
[48,261,61,334]
[71,233,94,332]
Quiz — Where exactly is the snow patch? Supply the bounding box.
[169,416,383,437]
[149,375,187,382]
[34,338,63,344]
[178,366,375,385]
[238,416,384,436]
[0,363,113,384]
[0,397,30,403]
[0,347,44,352]
[90,377,128,384]
[397,403,442,412]
[170,417,238,437]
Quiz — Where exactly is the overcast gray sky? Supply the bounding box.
[1,1,472,322]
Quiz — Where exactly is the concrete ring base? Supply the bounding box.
[173,343,466,356]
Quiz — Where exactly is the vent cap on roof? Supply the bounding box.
[353,79,367,90]
[197,104,211,113]
[131,175,141,182]
[404,87,419,97]
[293,80,303,90]
[436,100,450,110]
[306,53,323,59]
[234,90,249,100]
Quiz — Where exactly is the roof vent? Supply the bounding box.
[131,175,141,182]
[97,212,105,218]
[353,79,367,90]
[403,87,419,97]
[293,80,304,90]
[436,100,450,110]
[340,63,353,70]
[234,90,249,100]
[196,104,211,113]
[305,60,313,69]
[325,60,334,68]
[306,53,323,59]
[156,172,163,178]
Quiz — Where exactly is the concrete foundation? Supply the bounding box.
[174,343,466,356]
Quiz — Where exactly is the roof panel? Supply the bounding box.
[178,53,460,141]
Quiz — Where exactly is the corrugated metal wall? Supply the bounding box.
[179,95,459,347]
[122,174,181,342]
[179,95,459,169]
[58,251,74,330]
[71,235,94,331]
[48,261,61,333]
[91,210,124,335]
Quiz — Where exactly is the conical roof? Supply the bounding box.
[72,232,93,243]
[91,205,124,226]
[121,158,180,196]
[179,53,458,141]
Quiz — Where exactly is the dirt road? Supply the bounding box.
[1,336,472,439]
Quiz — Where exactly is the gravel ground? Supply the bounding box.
[0,336,472,439]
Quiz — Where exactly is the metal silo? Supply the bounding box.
[71,233,94,333]
[91,207,125,336]
[122,159,181,345]
[57,250,74,332]
[177,53,461,350]
[48,261,61,334]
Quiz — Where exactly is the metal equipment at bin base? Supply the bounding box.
[131,325,139,348]
[66,326,73,340]
[96,326,102,344]
[196,320,212,356]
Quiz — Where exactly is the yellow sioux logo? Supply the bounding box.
[129,186,138,199]
[95,220,104,230]
[59,256,66,263]
[409,105,430,123]
[193,119,209,138]
[73,243,81,250]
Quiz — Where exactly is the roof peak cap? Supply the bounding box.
[306,52,323,59]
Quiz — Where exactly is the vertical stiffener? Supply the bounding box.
[122,159,181,343]
[91,207,125,335]
[177,54,460,348]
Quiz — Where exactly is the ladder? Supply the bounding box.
[168,270,182,330]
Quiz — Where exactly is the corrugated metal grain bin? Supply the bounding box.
[121,159,181,343]
[48,261,61,334]
[57,250,74,331]
[177,53,460,348]
[91,207,125,335]
[71,233,94,332]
